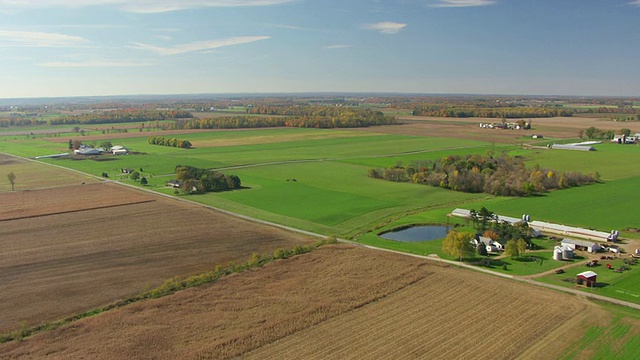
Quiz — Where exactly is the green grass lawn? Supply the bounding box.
[536,258,640,304]
[560,303,640,360]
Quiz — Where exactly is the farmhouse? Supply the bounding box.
[121,168,135,174]
[473,236,503,252]
[576,271,597,287]
[561,238,601,253]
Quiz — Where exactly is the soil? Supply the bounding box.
[350,116,622,144]
[0,183,314,332]
[1,245,600,360]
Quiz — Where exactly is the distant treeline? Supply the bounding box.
[369,154,599,197]
[148,136,192,148]
[175,165,241,194]
[410,104,573,118]
[169,106,396,130]
[47,109,193,125]
[0,117,46,127]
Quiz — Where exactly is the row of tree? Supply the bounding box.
[148,136,192,148]
[168,107,396,130]
[410,104,573,118]
[369,154,599,196]
[47,109,193,125]
[175,165,241,194]
[580,126,636,140]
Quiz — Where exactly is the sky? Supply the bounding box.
[0,0,639,99]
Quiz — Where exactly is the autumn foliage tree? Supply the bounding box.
[442,230,475,261]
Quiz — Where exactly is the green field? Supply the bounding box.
[2,124,640,304]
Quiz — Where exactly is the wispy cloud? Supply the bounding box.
[363,22,407,35]
[629,0,640,6]
[325,44,352,49]
[0,0,296,13]
[430,0,496,7]
[38,60,151,67]
[0,29,89,47]
[129,36,270,55]
[263,23,305,31]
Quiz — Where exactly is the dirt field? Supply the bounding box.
[0,245,609,360]
[0,154,97,192]
[352,116,625,143]
[0,182,314,333]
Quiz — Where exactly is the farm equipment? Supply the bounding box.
[585,260,599,267]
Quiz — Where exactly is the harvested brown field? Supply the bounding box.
[0,182,314,333]
[352,115,621,143]
[0,154,96,191]
[0,245,601,359]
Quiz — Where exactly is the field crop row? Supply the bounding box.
[1,245,605,359]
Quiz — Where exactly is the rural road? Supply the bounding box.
[5,151,640,311]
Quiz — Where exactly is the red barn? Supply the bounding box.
[577,271,597,287]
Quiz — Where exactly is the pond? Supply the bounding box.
[380,225,453,243]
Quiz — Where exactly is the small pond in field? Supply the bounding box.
[380,225,453,242]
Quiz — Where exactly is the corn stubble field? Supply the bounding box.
[0,181,314,333]
[1,245,611,359]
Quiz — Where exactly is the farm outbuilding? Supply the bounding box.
[576,271,597,287]
[110,146,130,155]
[553,245,574,260]
[561,238,601,253]
[166,179,182,188]
[550,144,595,151]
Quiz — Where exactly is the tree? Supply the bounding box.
[442,230,475,261]
[140,176,148,185]
[505,239,521,258]
[478,207,496,231]
[517,238,527,257]
[7,172,16,191]
[620,128,632,136]
[68,139,73,150]
[129,171,140,181]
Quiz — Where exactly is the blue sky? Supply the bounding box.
[0,0,639,98]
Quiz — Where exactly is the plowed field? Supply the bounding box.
[1,245,601,359]
[353,115,615,143]
[0,154,96,191]
[0,182,314,332]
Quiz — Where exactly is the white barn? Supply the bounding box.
[561,238,601,253]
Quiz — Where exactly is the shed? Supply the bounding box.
[561,238,601,253]
[166,179,182,188]
[577,271,597,287]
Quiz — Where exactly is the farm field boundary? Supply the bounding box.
[0,199,154,222]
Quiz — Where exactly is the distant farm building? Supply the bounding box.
[110,145,130,155]
[35,153,70,159]
[166,179,182,188]
[561,238,601,253]
[74,146,103,155]
[121,168,135,174]
[576,271,597,287]
[531,134,543,139]
[553,245,575,261]
[550,144,595,151]
[473,236,503,253]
